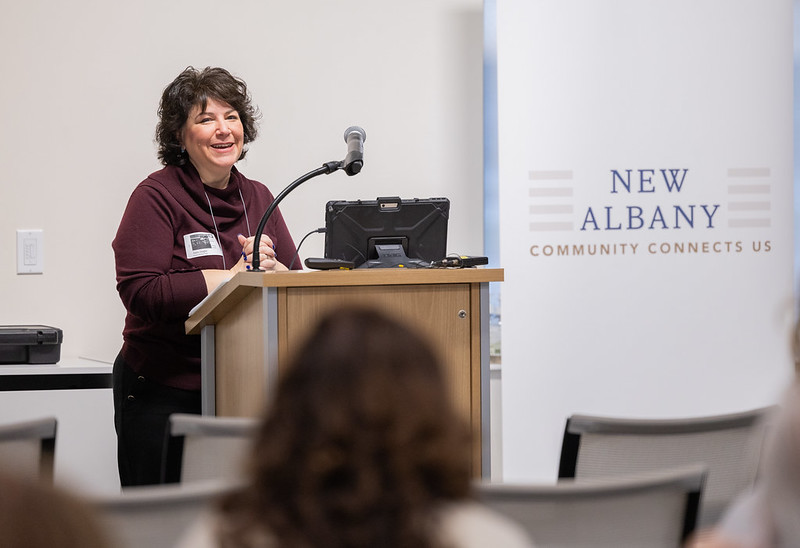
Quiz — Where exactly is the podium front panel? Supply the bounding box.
[191,269,502,477]
[280,283,473,422]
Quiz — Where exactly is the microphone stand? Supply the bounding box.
[250,160,343,272]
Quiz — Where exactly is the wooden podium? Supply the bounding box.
[186,267,503,476]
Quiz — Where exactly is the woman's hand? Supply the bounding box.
[202,234,289,294]
[235,234,288,272]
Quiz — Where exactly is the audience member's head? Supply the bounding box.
[759,380,800,544]
[689,381,800,548]
[218,306,473,547]
[0,472,114,548]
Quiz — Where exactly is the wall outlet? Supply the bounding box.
[17,229,44,274]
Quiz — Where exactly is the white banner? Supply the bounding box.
[497,0,795,481]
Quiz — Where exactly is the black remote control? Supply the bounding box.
[304,257,356,270]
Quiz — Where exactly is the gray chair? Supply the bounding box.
[91,479,234,548]
[163,413,258,483]
[477,464,707,548]
[557,406,775,527]
[0,416,57,482]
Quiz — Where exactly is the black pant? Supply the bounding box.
[112,353,201,486]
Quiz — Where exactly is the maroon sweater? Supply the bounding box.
[113,164,298,390]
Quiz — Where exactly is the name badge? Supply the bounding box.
[184,232,223,259]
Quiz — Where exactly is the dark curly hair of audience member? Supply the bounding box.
[217,307,474,548]
[155,66,260,166]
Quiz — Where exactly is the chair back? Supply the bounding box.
[0,416,57,482]
[558,406,775,526]
[477,464,706,548]
[91,479,233,548]
[163,413,258,483]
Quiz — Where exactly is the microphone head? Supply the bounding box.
[343,126,366,176]
[345,160,363,176]
[344,126,366,142]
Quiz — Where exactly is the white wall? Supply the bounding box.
[0,0,485,363]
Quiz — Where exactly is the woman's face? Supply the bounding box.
[181,97,244,188]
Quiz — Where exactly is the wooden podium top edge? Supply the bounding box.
[185,267,503,335]
[239,266,503,287]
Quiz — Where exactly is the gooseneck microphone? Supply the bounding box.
[343,126,366,176]
[250,126,365,271]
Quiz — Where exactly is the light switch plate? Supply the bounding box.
[17,229,44,274]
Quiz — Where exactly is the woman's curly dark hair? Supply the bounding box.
[218,306,474,548]
[155,66,260,166]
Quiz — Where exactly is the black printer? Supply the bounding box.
[0,325,63,364]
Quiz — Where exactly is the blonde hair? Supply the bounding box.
[761,381,800,544]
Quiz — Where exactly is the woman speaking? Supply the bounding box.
[112,66,299,486]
